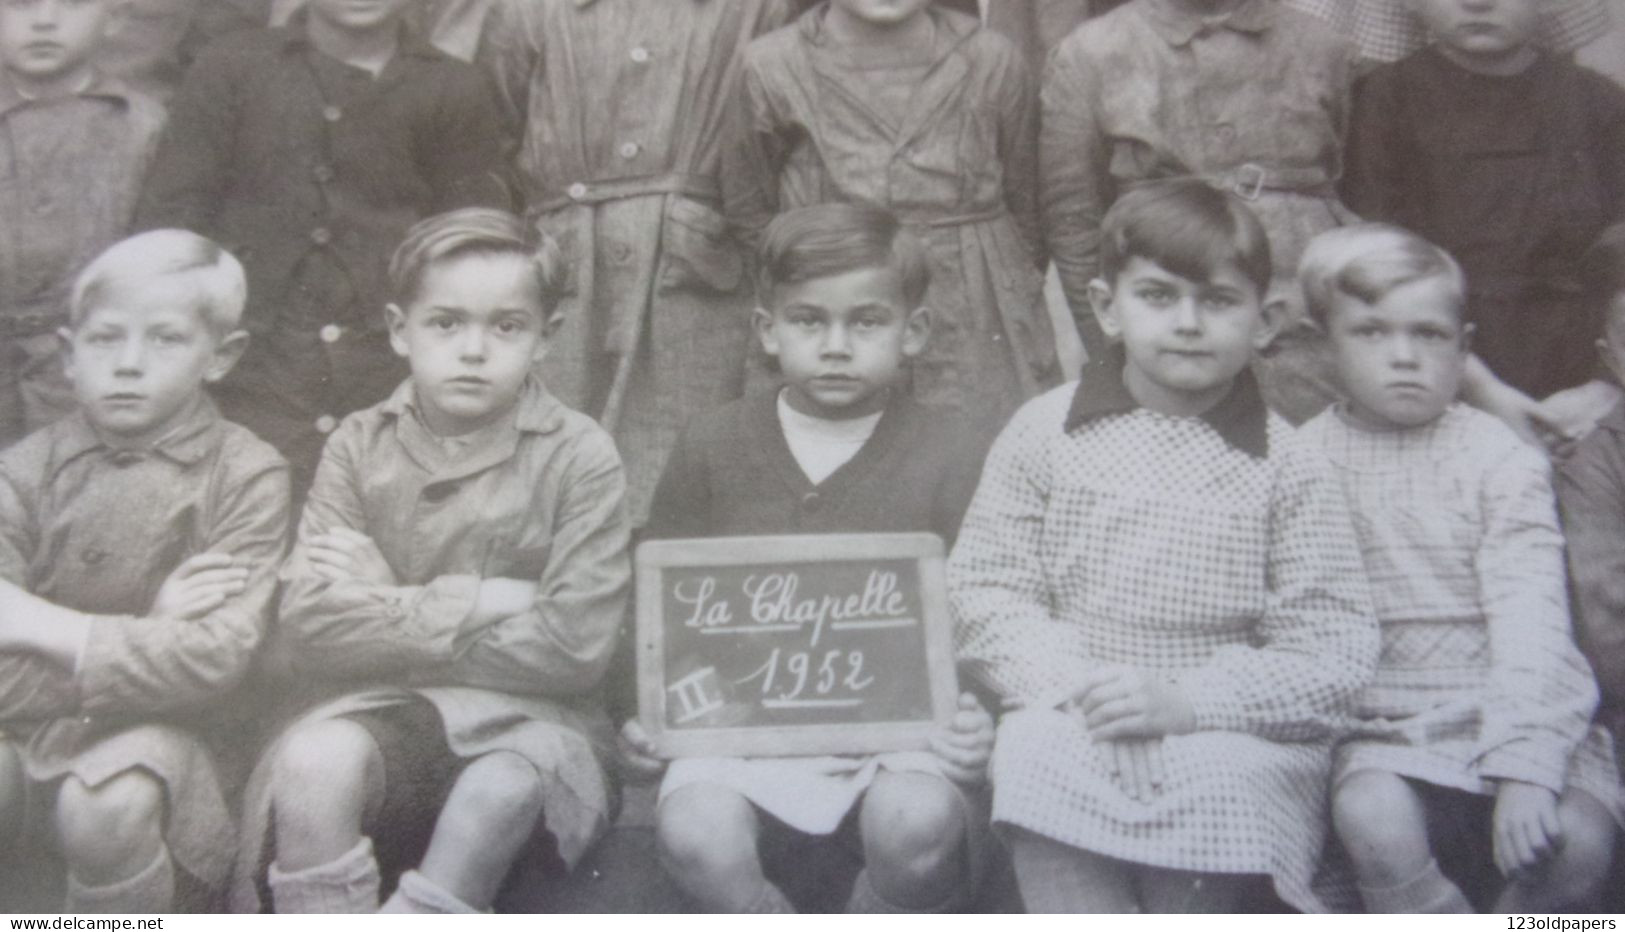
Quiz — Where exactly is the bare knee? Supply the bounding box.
[860,773,965,895]
[656,784,759,881]
[54,772,165,881]
[439,752,543,842]
[270,718,379,823]
[1333,771,1432,883]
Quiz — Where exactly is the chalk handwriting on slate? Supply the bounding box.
[639,534,954,756]
[666,570,913,721]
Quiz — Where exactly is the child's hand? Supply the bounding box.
[150,553,249,620]
[465,577,538,633]
[1067,665,1195,739]
[928,693,995,785]
[616,718,667,782]
[307,528,397,585]
[1098,738,1164,804]
[1493,780,1563,878]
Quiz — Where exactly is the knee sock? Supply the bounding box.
[65,845,174,913]
[379,870,482,914]
[1359,859,1473,913]
[268,837,380,914]
[845,868,964,914]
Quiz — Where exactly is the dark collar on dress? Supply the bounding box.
[1064,345,1270,459]
[1141,0,1273,48]
[0,69,135,119]
[48,395,223,478]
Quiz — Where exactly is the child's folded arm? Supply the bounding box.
[948,405,1079,711]
[443,432,631,698]
[1176,442,1380,741]
[74,459,290,716]
[1038,39,1110,363]
[1474,443,1597,792]
[1557,439,1625,713]
[276,433,480,677]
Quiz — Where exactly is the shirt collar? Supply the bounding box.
[48,395,223,477]
[1064,345,1270,459]
[1141,0,1273,48]
[0,69,135,118]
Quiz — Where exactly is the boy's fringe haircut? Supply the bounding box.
[389,208,564,314]
[1297,223,1465,327]
[71,229,248,337]
[754,202,930,308]
[1098,178,1273,295]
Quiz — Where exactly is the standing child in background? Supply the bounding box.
[478,0,792,527]
[235,209,630,915]
[726,0,1056,433]
[136,0,509,490]
[1554,223,1625,904]
[1039,0,1356,423]
[1,0,166,448]
[1296,224,1619,912]
[620,204,996,914]
[0,230,290,911]
[1341,0,1625,445]
[950,180,1378,913]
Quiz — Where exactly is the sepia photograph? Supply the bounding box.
[2,0,1624,917]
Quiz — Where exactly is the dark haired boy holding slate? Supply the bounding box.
[621,202,996,913]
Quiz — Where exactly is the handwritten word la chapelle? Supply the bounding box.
[673,569,909,646]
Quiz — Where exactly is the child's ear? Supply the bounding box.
[753,306,780,356]
[1596,335,1625,386]
[385,303,410,359]
[1086,278,1121,341]
[204,330,250,383]
[901,305,931,359]
[1252,297,1288,351]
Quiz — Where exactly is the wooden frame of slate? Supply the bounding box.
[635,532,960,759]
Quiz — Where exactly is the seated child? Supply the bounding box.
[0,230,290,911]
[1296,224,1620,912]
[620,202,997,913]
[1555,222,1625,882]
[949,179,1379,913]
[1,0,167,447]
[235,208,631,914]
[1341,0,1625,443]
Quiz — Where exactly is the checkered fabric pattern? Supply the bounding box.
[1301,406,1622,816]
[948,385,1378,912]
[1282,0,1611,62]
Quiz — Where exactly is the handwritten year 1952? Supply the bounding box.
[737,647,874,701]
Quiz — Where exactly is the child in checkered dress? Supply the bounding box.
[1296,224,1621,912]
[948,179,1379,912]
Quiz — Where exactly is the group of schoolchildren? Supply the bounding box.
[2,0,1625,917]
